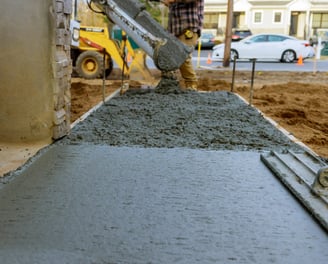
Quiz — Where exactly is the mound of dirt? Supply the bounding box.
[70,69,328,159]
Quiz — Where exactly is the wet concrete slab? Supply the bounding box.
[0,145,327,263]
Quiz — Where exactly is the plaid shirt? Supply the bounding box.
[168,0,204,37]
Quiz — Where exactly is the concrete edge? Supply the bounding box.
[70,88,121,129]
[260,151,328,232]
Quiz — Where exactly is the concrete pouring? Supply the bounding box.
[1,145,328,263]
[1,90,328,263]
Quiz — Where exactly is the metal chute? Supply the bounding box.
[89,0,192,72]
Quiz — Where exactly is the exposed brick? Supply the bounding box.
[64,0,72,14]
[52,0,72,139]
[56,1,64,13]
[52,121,69,139]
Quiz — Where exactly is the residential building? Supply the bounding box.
[204,0,328,41]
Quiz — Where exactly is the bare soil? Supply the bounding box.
[71,69,328,159]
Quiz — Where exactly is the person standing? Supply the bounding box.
[163,0,204,90]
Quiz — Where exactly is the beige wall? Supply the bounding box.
[0,0,71,142]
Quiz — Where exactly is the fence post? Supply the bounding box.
[249,59,256,105]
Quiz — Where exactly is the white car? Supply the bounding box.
[212,33,315,63]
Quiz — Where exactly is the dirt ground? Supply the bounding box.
[71,69,328,159]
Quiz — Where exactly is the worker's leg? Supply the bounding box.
[178,33,199,90]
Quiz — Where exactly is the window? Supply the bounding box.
[268,35,285,42]
[273,11,282,23]
[254,11,262,24]
[312,13,328,28]
[204,13,219,29]
[250,35,267,42]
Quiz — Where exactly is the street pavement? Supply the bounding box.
[144,51,328,72]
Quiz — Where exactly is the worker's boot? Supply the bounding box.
[184,80,198,91]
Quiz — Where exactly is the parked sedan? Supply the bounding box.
[232,29,252,41]
[212,33,315,63]
[196,33,216,49]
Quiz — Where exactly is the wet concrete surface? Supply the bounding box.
[60,90,304,152]
[1,145,328,263]
[1,90,328,263]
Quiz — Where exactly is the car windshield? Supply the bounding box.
[201,33,213,39]
[234,30,251,36]
[240,35,265,43]
[240,35,254,42]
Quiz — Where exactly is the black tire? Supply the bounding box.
[281,50,296,63]
[76,51,104,79]
[105,56,114,77]
[230,49,238,60]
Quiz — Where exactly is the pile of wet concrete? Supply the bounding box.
[61,89,303,153]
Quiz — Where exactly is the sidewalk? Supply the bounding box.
[1,82,328,263]
[1,145,328,263]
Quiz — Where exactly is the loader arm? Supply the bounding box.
[89,0,192,72]
[79,27,129,75]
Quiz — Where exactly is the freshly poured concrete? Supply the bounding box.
[1,90,328,262]
[0,145,327,263]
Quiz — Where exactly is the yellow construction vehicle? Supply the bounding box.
[71,25,155,82]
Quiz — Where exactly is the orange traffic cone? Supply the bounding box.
[297,55,303,65]
[207,52,212,64]
[127,52,132,63]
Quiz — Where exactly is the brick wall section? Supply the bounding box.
[52,0,72,139]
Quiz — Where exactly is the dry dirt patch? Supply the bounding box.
[71,78,121,122]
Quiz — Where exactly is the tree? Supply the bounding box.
[140,0,166,25]
[77,0,107,26]
[76,0,167,29]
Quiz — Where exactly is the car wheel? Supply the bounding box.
[281,50,296,63]
[230,49,238,60]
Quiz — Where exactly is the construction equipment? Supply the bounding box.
[87,0,191,77]
[71,26,114,79]
[71,25,156,82]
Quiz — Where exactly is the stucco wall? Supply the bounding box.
[0,0,71,142]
